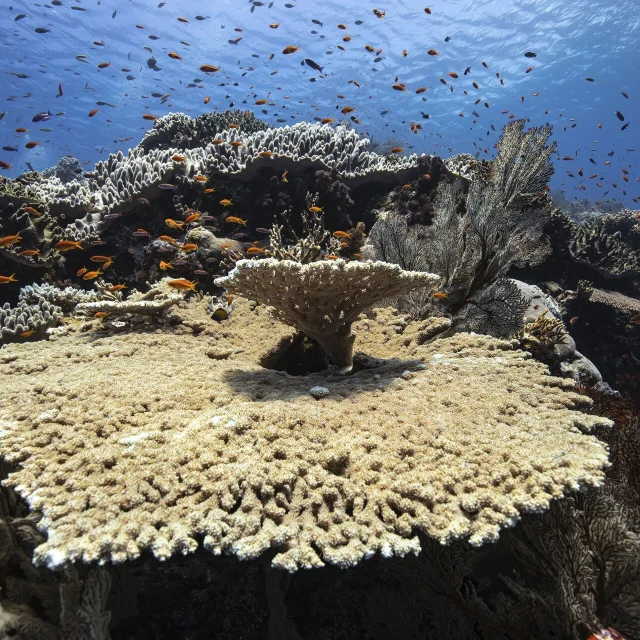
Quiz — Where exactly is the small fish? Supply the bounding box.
[203,188,216,193]
[390,147,404,153]
[225,216,247,226]
[94,312,109,319]
[246,246,265,254]
[282,46,300,55]
[35,28,50,34]
[373,9,385,18]
[200,64,220,73]
[159,183,178,190]
[204,96,210,104]
[569,316,579,327]
[90,255,113,263]
[321,117,334,124]
[392,83,407,91]
[23,206,41,216]
[220,199,233,207]
[341,106,355,114]
[524,51,536,58]
[168,278,198,292]
[143,113,158,120]
[333,231,351,238]
[54,240,84,252]
[0,234,22,247]
[432,291,448,299]
[424,7,432,14]
[621,91,629,99]
[25,141,40,149]
[32,111,52,122]
[133,229,151,238]
[0,274,18,284]
[586,77,595,82]
[256,227,271,234]
[304,58,323,72]
[159,260,174,270]
[259,151,274,157]
[270,23,280,28]
[20,331,35,338]
[15,14,28,21]
[230,141,243,147]
[194,175,208,182]
[0,161,11,170]
[88,109,99,117]
[168,52,183,60]
[110,284,128,292]
[181,243,198,252]
[427,49,439,56]
[83,269,102,280]
[415,87,428,94]
[309,206,323,213]
[621,122,630,131]
[185,212,201,224]
[97,62,111,69]
[282,168,288,182]
[166,219,186,229]
[616,110,625,121]
[19,249,39,256]
[325,254,339,260]
[177,16,189,23]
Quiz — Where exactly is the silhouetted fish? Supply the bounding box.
[32,110,52,122]
[304,58,323,72]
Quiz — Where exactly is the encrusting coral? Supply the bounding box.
[215,258,440,367]
[0,297,611,573]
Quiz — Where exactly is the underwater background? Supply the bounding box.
[1,0,638,207]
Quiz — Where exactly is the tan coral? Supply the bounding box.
[214,258,440,367]
[0,299,611,572]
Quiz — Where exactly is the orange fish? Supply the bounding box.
[19,249,40,256]
[203,188,215,193]
[219,199,233,207]
[392,83,407,91]
[25,141,40,149]
[365,45,375,53]
[415,87,428,94]
[204,96,210,104]
[77,267,88,276]
[90,255,112,263]
[200,64,220,73]
[0,161,12,170]
[325,254,339,260]
[159,260,174,271]
[373,8,385,18]
[321,117,334,124]
[185,212,201,223]
[159,235,179,245]
[333,231,351,238]
[282,46,300,54]
[143,114,159,121]
[16,128,27,133]
[109,284,128,292]
[211,138,224,144]
[255,99,269,105]
[432,291,448,299]
[228,123,239,129]
[246,246,265,254]
[20,330,35,338]
[194,175,208,182]
[94,312,109,319]
[97,62,111,68]
[0,274,18,284]
[424,7,432,13]
[54,240,84,252]
[448,72,459,78]
[309,206,323,213]
[88,109,99,117]
[226,216,247,226]
[181,243,198,252]
[165,219,186,230]
[259,151,273,157]
[168,52,183,60]
[341,106,355,114]
[427,49,439,56]
[83,269,102,280]
[23,206,41,216]
[269,23,280,28]
[391,147,404,153]
[168,278,198,292]
[230,141,243,147]
[177,16,189,23]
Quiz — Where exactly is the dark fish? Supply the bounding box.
[0,112,6,121]
[622,91,629,98]
[147,57,161,71]
[2,146,18,152]
[32,110,52,122]
[71,6,87,10]
[304,58,323,72]
[444,36,451,42]
[34,27,50,33]
[621,122,630,130]
[464,66,471,75]
[524,51,536,57]
[312,19,323,26]
[6,72,29,79]
[421,112,430,119]
[284,3,294,7]
[149,35,160,40]
[355,19,363,24]
[616,110,625,121]
[112,10,116,18]
[52,0,62,5]
[15,14,27,21]
[96,101,116,107]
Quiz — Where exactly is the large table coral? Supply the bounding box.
[0,301,611,572]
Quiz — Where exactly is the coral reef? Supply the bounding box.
[215,258,439,366]
[0,299,611,573]
[0,296,62,343]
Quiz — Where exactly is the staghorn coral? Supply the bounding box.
[0,301,612,572]
[214,258,439,366]
[517,309,568,349]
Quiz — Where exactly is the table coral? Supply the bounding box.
[0,301,611,572]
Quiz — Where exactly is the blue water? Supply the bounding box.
[1,0,638,206]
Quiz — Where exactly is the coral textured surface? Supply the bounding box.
[0,299,610,572]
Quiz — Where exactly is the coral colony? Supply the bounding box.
[0,114,639,639]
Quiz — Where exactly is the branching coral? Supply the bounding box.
[215,258,439,366]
